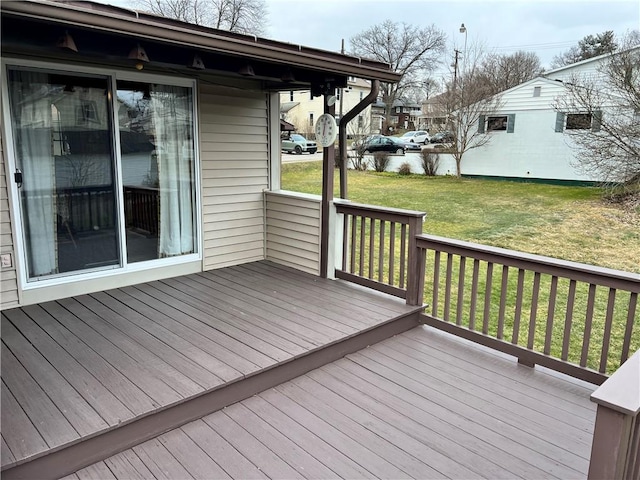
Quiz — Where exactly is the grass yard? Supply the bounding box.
[282,161,640,273]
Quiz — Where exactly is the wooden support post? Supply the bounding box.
[405,215,424,306]
[320,94,336,278]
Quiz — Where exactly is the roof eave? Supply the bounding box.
[1,0,402,84]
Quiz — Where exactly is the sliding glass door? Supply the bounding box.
[7,69,119,279]
[6,65,197,283]
[117,81,196,263]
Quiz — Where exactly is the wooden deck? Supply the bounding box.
[1,261,423,480]
[64,326,597,480]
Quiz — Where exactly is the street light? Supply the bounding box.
[459,23,468,76]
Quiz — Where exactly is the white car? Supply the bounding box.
[400,130,430,145]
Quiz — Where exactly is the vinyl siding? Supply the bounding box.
[199,84,269,270]
[0,124,19,310]
[265,191,321,275]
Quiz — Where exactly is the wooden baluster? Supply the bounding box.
[368,218,376,279]
[350,215,357,274]
[599,288,617,373]
[378,220,385,283]
[358,216,365,276]
[512,268,525,344]
[456,256,466,326]
[561,279,577,361]
[444,253,453,322]
[469,259,480,330]
[432,250,440,317]
[544,276,558,355]
[388,223,396,286]
[527,272,541,349]
[399,224,407,288]
[580,283,597,367]
[621,292,638,364]
[482,262,493,335]
[341,213,349,271]
[497,265,509,340]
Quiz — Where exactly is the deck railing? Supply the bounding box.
[124,186,159,235]
[416,234,639,384]
[588,350,640,479]
[334,201,425,305]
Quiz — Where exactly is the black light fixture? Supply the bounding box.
[238,64,255,76]
[129,44,150,70]
[56,31,78,52]
[189,54,205,70]
[281,68,295,83]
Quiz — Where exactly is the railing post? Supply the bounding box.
[588,350,640,480]
[406,215,424,306]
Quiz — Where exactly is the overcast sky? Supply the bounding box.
[101,0,639,72]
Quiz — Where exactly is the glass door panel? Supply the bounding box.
[117,81,196,263]
[7,69,119,280]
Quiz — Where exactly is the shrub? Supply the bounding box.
[350,154,370,171]
[420,150,440,176]
[372,152,391,172]
[398,162,412,175]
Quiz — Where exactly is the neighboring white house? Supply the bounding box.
[438,48,637,183]
[280,77,373,138]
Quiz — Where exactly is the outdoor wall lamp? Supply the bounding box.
[189,54,205,70]
[128,44,150,70]
[56,31,78,52]
[238,64,255,76]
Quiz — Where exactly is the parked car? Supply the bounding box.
[362,136,406,155]
[402,141,422,152]
[281,134,317,154]
[400,130,430,144]
[430,131,455,144]
[352,134,383,149]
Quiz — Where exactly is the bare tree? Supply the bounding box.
[552,36,640,194]
[550,31,618,69]
[349,21,446,133]
[437,43,504,177]
[135,0,267,35]
[478,51,544,95]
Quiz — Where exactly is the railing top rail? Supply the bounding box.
[417,233,640,292]
[591,349,640,415]
[334,200,426,219]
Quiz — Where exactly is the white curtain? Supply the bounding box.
[10,71,57,277]
[151,84,194,257]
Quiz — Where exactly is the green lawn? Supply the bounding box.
[282,161,640,273]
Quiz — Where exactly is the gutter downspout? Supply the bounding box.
[338,79,379,199]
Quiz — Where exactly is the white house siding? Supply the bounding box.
[265,191,321,275]
[0,125,19,309]
[199,84,270,270]
[445,78,599,182]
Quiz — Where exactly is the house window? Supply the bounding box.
[289,91,294,101]
[566,113,592,130]
[309,113,314,126]
[395,107,401,113]
[487,115,508,131]
[5,65,198,282]
[357,115,363,127]
[359,91,363,101]
[533,86,541,97]
[479,114,515,133]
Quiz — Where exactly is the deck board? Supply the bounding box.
[75,324,596,480]
[37,300,183,407]
[2,311,130,429]
[22,304,157,416]
[1,261,418,473]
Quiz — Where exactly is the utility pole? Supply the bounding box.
[339,38,345,122]
[453,49,460,87]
